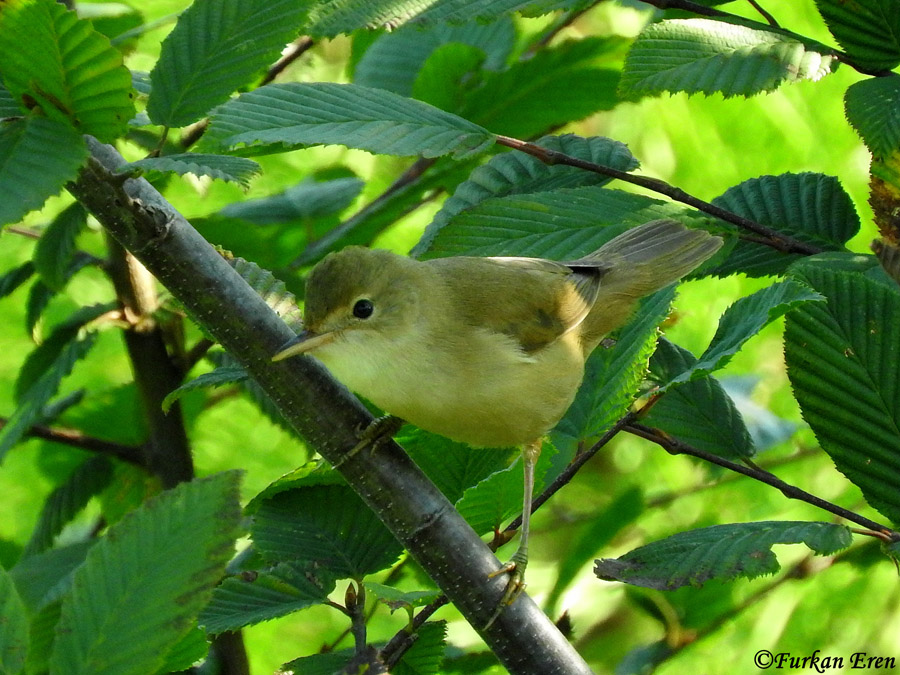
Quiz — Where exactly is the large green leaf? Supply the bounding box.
[202,82,494,159]
[412,43,487,112]
[785,264,900,523]
[709,172,859,277]
[0,0,133,141]
[48,472,243,675]
[0,117,87,227]
[252,483,403,578]
[0,333,96,464]
[220,176,364,224]
[645,339,754,459]
[10,542,93,612]
[620,19,837,100]
[845,76,900,159]
[0,564,28,675]
[415,134,639,255]
[33,203,86,292]
[123,154,261,188]
[0,83,20,119]
[815,0,900,71]
[595,521,852,590]
[146,0,308,127]
[199,562,337,634]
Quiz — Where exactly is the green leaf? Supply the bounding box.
[23,601,61,675]
[462,37,621,138]
[657,280,824,389]
[0,261,35,300]
[0,117,87,227]
[26,280,56,342]
[161,366,248,414]
[146,0,308,127]
[33,203,86,291]
[202,82,495,159]
[227,255,303,328]
[415,134,639,255]
[156,627,208,675]
[280,651,351,675]
[620,19,837,100]
[595,521,852,590]
[220,176,364,224]
[0,0,133,141]
[252,483,403,578]
[354,17,515,97]
[709,172,860,277]
[815,0,900,71]
[0,83,22,119]
[0,564,29,675]
[199,562,337,634]
[785,265,900,523]
[552,288,675,458]
[645,339,754,459]
[49,471,244,675]
[123,154,261,188]
[364,582,441,611]
[24,456,114,557]
[10,542,94,612]
[0,333,97,464]
[845,76,900,159]
[393,620,447,675]
[412,43,486,112]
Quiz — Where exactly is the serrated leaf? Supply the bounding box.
[33,203,86,291]
[595,521,852,590]
[0,117,87,227]
[845,76,900,159]
[354,17,515,97]
[0,333,96,464]
[146,0,308,127]
[199,562,337,634]
[124,154,261,188]
[462,37,621,138]
[252,484,403,578]
[620,19,837,100]
[645,339,754,458]
[393,620,447,675]
[279,651,352,675]
[709,172,860,277]
[0,564,29,675]
[24,456,114,557]
[10,541,94,612]
[657,280,824,390]
[415,134,640,255]
[0,0,133,141]
[26,280,55,341]
[227,255,303,328]
[156,627,208,675]
[785,265,900,523]
[220,176,364,224]
[815,0,900,71]
[49,471,243,675]
[202,82,494,159]
[0,261,35,299]
[162,366,248,413]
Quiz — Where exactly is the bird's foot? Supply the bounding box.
[483,551,528,629]
[335,415,405,468]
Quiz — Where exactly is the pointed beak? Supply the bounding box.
[272,329,336,362]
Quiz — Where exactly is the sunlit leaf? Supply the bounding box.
[124,154,261,188]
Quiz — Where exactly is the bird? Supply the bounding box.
[273,218,722,612]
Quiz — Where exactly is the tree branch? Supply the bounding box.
[1,417,145,466]
[67,138,593,675]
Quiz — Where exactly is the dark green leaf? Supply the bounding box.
[0,333,97,464]
[815,0,900,71]
[0,83,21,119]
[23,601,61,675]
[0,261,35,300]
[785,264,900,523]
[845,76,900,159]
[253,484,403,578]
[203,82,494,159]
[10,542,94,612]
[156,627,208,675]
[280,651,351,675]
[364,582,441,610]
[49,471,244,675]
[645,339,754,458]
[161,366,248,413]
[220,177,364,224]
[620,19,837,100]
[710,172,859,277]
[199,562,337,634]
[0,0,133,141]
[415,134,639,255]
[147,0,308,126]
[0,117,88,227]
[412,43,486,112]
[595,521,852,589]
[124,154,261,188]
[33,203,87,291]
[0,564,28,675]
[394,620,447,675]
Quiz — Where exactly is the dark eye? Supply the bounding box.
[352,299,374,319]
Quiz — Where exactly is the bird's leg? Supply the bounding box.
[334,415,405,468]
[485,438,541,627]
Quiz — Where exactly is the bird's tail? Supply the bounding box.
[577,219,722,351]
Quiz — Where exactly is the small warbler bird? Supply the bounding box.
[274,219,721,605]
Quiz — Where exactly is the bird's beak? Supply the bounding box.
[271,329,336,361]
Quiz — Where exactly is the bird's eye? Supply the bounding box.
[352,299,374,319]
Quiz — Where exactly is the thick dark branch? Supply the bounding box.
[495,135,822,256]
[67,139,592,675]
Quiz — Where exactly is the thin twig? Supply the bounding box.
[1,417,146,466]
[261,36,314,87]
[746,0,779,27]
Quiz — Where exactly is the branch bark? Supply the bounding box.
[67,138,594,675]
